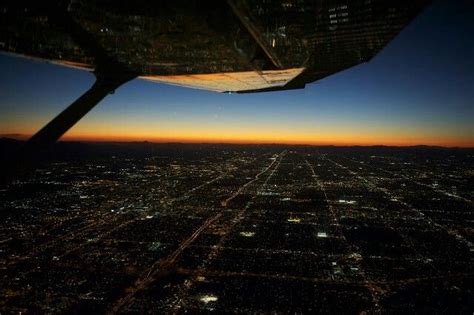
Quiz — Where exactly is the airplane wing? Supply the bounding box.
[0,0,431,93]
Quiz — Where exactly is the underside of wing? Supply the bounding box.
[0,0,431,93]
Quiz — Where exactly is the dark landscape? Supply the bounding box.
[1,140,473,313]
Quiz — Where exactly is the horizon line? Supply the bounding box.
[1,135,473,149]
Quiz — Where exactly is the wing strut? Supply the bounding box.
[0,71,135,185]
[26,72,135,151]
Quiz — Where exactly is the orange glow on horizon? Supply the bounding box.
[2,115,470,149]
[2,121,473,148]
[52,132,474,148]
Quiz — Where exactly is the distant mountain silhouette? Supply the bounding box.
[0,137,471,158]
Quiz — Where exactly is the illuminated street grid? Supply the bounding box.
[0,145,472,313]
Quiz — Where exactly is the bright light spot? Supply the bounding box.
[288,217,301,223]
[338,199,356,205]
[348,252,362,260]
[239,231,255,237]
[317,232,328,238]
[200,294,218,304]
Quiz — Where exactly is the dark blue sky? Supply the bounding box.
[0,0,473,146]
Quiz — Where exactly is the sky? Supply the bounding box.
[0,0,473,147]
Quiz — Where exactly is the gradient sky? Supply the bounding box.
[0,0,473,147]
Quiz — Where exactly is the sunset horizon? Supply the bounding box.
[2,132,473,148]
